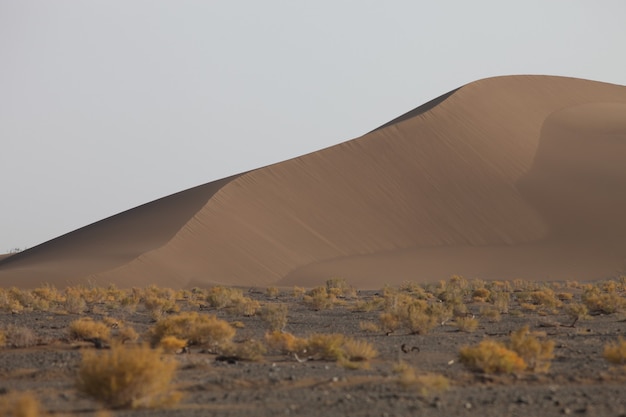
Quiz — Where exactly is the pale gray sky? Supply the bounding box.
[1,0,626,251]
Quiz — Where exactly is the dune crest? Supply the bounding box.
[2,75,626,289]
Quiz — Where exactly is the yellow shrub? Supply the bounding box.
[459,340,526,374]
[206,286,244,309]
[508,326,554,372]
[148,312,235,349]
[394,362,449,396]
[159,336,188,354]
[379,312,400,334]
[266,287,280,298]
[68,318,111,341]
[603,337,626,365]
[359,321,380,333]
[114,325,139,344]
[264,331,308,355]
[77,343,180,409]
[260,303,288,331]
[221,339,267,362]
[303,287,336,310]
[454,316,479,333]
[0,391,42,417]
[306,333,346,361]
[340,338,377,363]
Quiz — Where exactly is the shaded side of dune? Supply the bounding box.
[93,75,626,289]
[0,175,239,288]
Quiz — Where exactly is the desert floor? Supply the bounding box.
[1,278,625,417]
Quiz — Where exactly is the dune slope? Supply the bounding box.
[1,75,625,289]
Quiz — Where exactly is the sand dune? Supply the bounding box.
[1,75,625,289]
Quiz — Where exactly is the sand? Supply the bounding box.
[1,75,625,289]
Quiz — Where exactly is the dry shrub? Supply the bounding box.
[305,333,377,368]
[64,289,87,314]
[459,340,526,374]
[159,336,188,354]
[222,339,267,362]
[405,303,438,335]
[205,287,259,316]
[454,316,479,333]
[0,391,42,417]
[231,297,260,317]
[143,296,179,320]
[4,325,38,348]
[260,303,288,331]
[379,312,400,334]
[266,287,280,298]
[306,333,346,361]
[264,331,308,355]
[508,326,554,372]
[557,292,574,301]
[459,325,554,374]
[380,292,442,334]
[77,343,180,409]
[472,287,491,302]
[492,291,510,313]
[303,286,336,310]
[69,318,111,342]
[529,289,563,312]
[394,361,449,396]
[564,303,589,326]
[582,284,626,314]
[114,325,139,344]
[0,329,5,347]
[603,337,626,365]
[340,338,377,367]
[359,321,380,333]
[326,278,357,299]
[206,286,243,309]
[148,312,235,350]
[292,286,306,298]
[479,305,502,322]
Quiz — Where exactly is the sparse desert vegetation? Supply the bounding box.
[0,276,625,415]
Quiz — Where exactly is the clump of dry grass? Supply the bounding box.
[454,316,479,333]
[459,340,526,374]
[158,336,188,354]
[221,339,267,362]
[359,321,380,333]
[603,337,626,365]
[148,312,235,351]
[305,333,377,369]
[205,287,260,316]
[266,287,280,298]
[68,318,111,342]
[3,325,38,348]
[260,303,288,331]
[581,283,626,314]
[508,326,554,372]
[63,288,87,314]
[338,338,378,369]
[0,391,43,417]
[393,361,449,396]
[378,292,441,335]
[264,331,308,355]
[77,343,180,409]
[325,278,357,299]
[459,325,554,374]
[303,286,337,310]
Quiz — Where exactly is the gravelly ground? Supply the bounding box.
[0,286,625,417]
